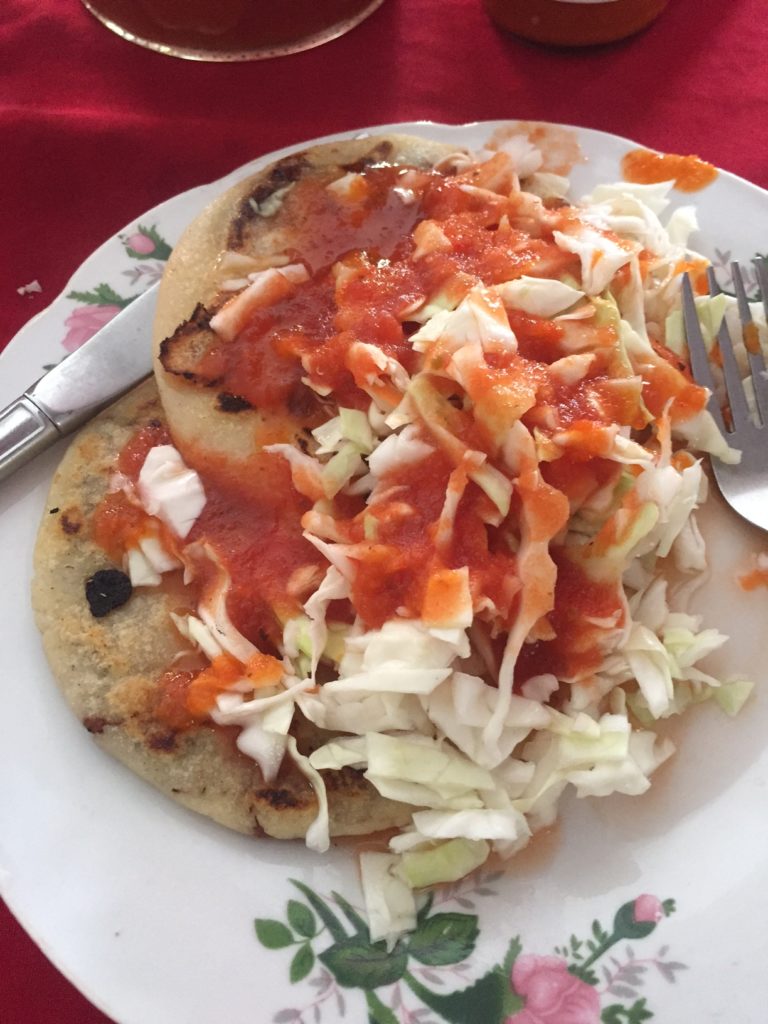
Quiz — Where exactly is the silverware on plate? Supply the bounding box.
[682,259,768,532]
[0,283,157,482]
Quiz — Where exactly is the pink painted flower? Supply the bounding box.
[633,894,664,924]
[124,232,156,255]
[507,955,600,1024]
[62,304,121,352]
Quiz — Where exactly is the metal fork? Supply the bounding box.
[682,259,768,531]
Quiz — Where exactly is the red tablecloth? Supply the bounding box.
[1,0,766,1020]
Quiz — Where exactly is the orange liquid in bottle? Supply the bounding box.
[81,0,386,61]
[484,0,669,46]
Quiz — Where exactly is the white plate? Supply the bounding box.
[2,121,768,1024]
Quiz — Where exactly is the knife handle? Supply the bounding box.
[0,395,61,483]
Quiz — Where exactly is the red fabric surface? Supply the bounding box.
[1,0,766,1020]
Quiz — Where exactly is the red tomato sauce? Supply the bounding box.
[347,448,453,627]
[186,449,326,651]
[92,492,151,563]
[641,356,707,423]
[507,310,565,364]
[542,455,621,508]
[453,496,520,622]
[180,166,582,418]
[340,440,522,630]
[283,168,433,274]
[515,549,623,682]
[194,275,335,415]
[92,421,174,561]
[117,420,171,479]
[151,669,200,732]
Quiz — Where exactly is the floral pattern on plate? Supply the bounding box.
[257,875,683,1024]
[60,224,173,355]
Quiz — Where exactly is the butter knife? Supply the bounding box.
[0,284,158,482]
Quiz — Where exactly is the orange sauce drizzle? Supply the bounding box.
[739,565,768,592]
[621,149,718,193]
[744,322,761,356]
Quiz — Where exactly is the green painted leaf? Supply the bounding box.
[586,967,600,986]
[365,990,399,1024]
[255,919,294,949]
[501,936,523,1014]
[66,283,134,308]
[404,965,510,1024]
[287,900,316,939]
[601,998,653,1024]
[570,963,599,986]
[502,935,522,974]
[289,943,315,984]
[320,936,408,989]
[416,891,434,924]
[290,880,348,942]
[331,890,369,937]
[407,912,479,966]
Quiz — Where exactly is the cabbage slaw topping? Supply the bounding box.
[127,137,765,944]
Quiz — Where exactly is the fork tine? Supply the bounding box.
[732,260,768,426]
[706,267,751,432]
[755,256,768,312]
[754,255,768,353]
[681,274,725,434]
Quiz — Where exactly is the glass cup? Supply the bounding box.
[80,0,387,61]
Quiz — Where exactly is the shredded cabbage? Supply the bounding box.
[163,140,757,943]
[360,852,417,944]
[495,276,584,318]
[398,838,490,888]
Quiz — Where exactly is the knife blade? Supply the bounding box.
[0,283,158,482]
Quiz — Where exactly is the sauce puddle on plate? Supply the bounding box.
[622,149,718,192]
